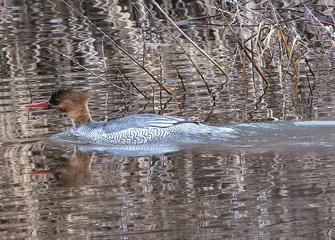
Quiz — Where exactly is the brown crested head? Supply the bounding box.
[25,86,92,126]
[48,86,90,112]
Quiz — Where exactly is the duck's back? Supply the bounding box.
[104,114,199,131]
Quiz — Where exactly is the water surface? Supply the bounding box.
[0,0,335,239]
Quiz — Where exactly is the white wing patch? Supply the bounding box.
[147,117,187,128]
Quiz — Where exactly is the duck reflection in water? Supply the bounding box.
[30,151,94,187]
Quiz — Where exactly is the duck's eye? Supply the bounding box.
[53,99,60,105]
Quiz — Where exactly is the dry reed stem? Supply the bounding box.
[158,97,173,115]
[45,47,134,95]
[216,3,269,86]
[112,46,150,99]
[101,35,109,81]
[101,35,110,121]
[277,27,300,80]
[140,2,215,99]
[20,64,32,102]
[116,67,149,100]
[170,63,186,92]
[20,63,32,122]
[305,59,315,97]
[151,0,229,79]
[61,0,172,96]
[131,3,148,67]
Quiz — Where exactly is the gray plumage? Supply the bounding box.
[66,114,226,145]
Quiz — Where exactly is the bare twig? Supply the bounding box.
[116,67,149,100]
[215,2,270,86]
[141,2,215,99]
[61,0,172,95]
[151,0,229,79]
[101,35,109,81]
[238,42,270,86]
[20,64,32,101]
[170,63,186,92]
[45,47,135,95]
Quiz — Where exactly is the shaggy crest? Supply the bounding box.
[49,86,89,105]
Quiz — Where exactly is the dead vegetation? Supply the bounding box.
[24,0,335,120]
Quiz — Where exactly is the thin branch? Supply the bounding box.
[141,2,215,99]
[45,47,134,95]
[61,0,172,95]
[170,63,186,92]
[20,64,32,101]
[151,0,229,79]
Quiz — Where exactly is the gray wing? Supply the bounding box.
[103,114,199,133]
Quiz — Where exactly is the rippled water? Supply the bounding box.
[1,0,335,239]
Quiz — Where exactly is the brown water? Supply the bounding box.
[1,0,335,239]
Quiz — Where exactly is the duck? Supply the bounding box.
[25,86,231,145]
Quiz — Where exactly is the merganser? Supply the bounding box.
[25,86,229,145]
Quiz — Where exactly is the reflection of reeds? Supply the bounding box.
[140,2,213,100]
[150,0,229,80]
[46,46,133,94]
[13,0,335,122]
[61,0,173,96]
